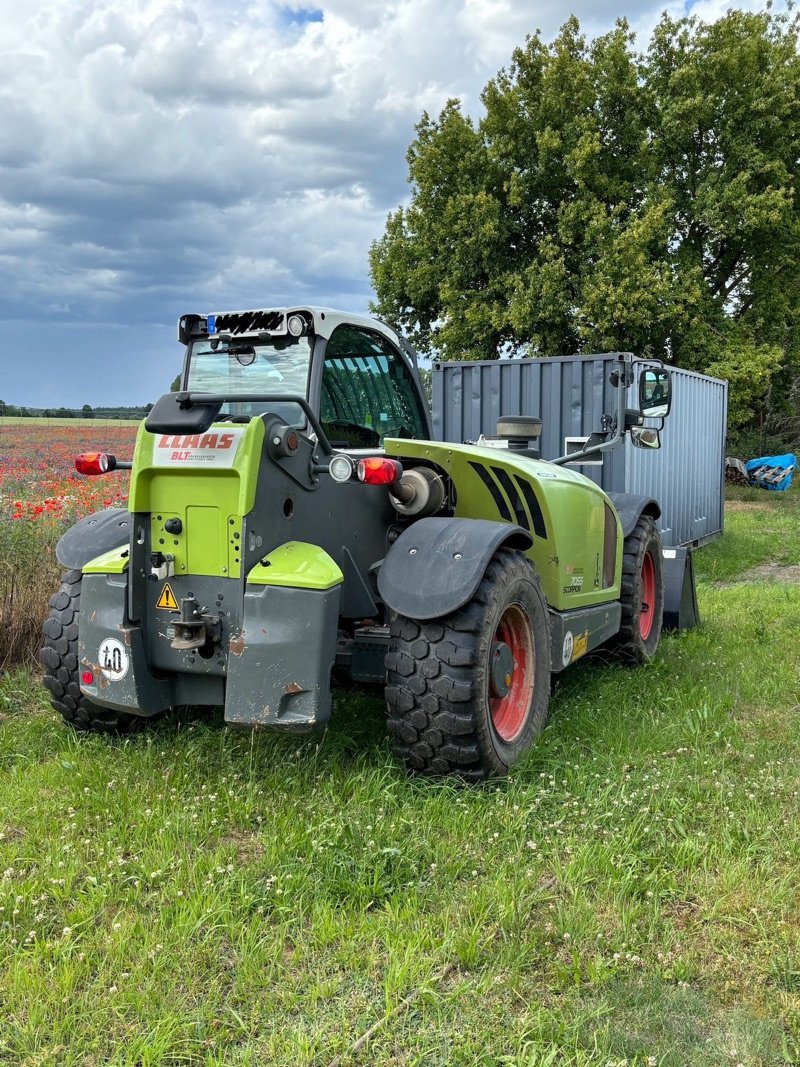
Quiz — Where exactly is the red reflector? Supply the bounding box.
[75,452,111,476]
[356,457,403,485]
[81,670,94,686]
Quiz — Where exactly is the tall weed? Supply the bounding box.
[0,519,61,668]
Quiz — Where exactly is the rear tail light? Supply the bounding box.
[75,452,115,475]
[356,457,402,485]
[81,670,94,686]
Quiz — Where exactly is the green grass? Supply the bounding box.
[693,486,800,583]
[1,489,799,1065]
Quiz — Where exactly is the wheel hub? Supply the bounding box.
[488,603,536,745]
[639,549,656,641]
[490,640,514,698]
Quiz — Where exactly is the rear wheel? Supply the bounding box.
[39,569,146,734]
[385,547,551,780]
[614,514,664,664]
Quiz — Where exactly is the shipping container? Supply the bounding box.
[431,354,728,549]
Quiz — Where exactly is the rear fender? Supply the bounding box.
[377,517,532,621]
[56,509,132,569]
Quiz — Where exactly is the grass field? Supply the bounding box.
[1,466,800,1063]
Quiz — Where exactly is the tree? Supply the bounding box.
[370,9,800,428]
[82,404,92,415]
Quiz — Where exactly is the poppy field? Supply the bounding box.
[0,420,139,667]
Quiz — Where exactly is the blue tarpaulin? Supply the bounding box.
[745,453,797,492]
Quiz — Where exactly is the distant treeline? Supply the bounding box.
[0,401,153,420]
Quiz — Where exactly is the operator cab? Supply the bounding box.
[176,306,431,448]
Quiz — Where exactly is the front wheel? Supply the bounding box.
[385,548,551,780]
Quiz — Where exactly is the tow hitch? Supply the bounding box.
[167,597,222,652]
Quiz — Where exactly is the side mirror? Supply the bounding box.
[639,368,672,417]
[630,426,661,450]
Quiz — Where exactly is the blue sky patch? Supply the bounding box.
[279,6,324,26]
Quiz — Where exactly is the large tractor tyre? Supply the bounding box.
[385,548,551,780]
[38,569,145,734]
[613,514,664,665]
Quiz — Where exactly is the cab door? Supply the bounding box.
[315,324,430,449]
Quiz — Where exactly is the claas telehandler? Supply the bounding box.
[40,306,672,778]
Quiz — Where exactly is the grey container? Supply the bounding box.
[431,354,728,548]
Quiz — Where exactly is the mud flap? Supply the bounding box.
[662,547,700,630]
[79,574,173,714]
[224,583,341,731]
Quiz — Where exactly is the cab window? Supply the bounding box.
[186,337,311,424]
[320,326,428,448]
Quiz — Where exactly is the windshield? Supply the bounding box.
[186,338,312,422]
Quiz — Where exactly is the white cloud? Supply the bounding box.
[0,0,721,405]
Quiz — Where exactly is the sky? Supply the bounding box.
[0,0,755,408]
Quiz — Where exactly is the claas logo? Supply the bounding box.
[157,434,236,449]
[157,433,237,462]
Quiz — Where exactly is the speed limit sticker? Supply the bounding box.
[98,638,129,682]
[561,631,574,668]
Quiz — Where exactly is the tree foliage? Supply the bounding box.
[370,9,800,427]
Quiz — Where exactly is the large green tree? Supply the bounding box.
[370,9,800,427]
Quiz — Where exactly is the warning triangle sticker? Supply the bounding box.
[156,583,179,611]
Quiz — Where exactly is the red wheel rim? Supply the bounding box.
[639,550,656,641]
[488,604,535,743]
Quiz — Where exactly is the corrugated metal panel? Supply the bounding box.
[431,355,727,548]
[625,366,727,547]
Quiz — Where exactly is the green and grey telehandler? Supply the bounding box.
[40,307,673,779]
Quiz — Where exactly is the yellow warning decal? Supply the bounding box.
[156,583,179,611]
[571,630,589,663]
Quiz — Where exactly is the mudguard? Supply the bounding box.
[605,493,661,539]
[377,517,532,621]
[56,509,131,570]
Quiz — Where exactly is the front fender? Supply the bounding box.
[56,509,132,569]
[377,517,532,621]
[605,493,661,538]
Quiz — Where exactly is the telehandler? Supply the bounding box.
[40,306,672,778]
